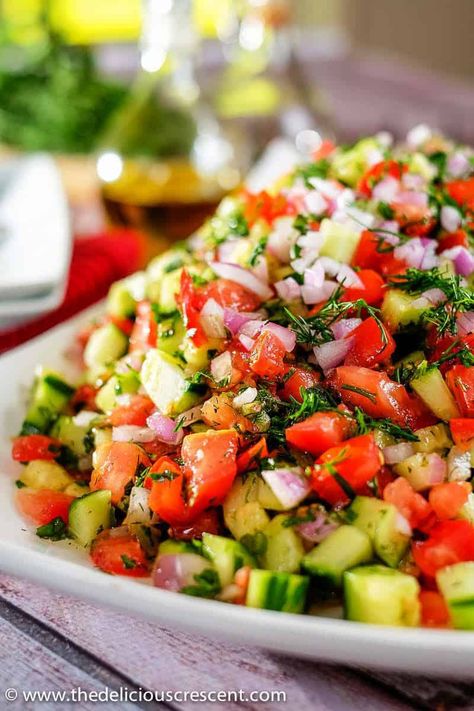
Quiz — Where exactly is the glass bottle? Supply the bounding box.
[97,0,243,260]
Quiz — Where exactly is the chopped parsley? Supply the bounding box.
[181,569,221,598]
[121,554,137,570]
[36,517,69,541]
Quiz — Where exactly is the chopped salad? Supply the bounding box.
[11,126,474,628]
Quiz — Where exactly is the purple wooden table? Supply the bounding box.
[2,50,474,710]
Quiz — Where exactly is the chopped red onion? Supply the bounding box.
[261,467,310,508]
[454,248,474,277]
[217,238,241,263]
[239,319,264,338]
[407,123,432,148]
[304,190,328,215]
[405,452,447,491]
[296,513,339,544]
[153,553,210,592]
[421,288,446,305]
[336,264,364,289]
[274,277,301,301]
[441,205,462,233]
[223,308,256,335]
[447,151,470,178]
[210,351,233,383]
[420,243,439,271]
[200,298,226,339]
[318,256,340,277]
[266,216,298,263]
[233,387,258,409]
[124,486,153,525]
[304,261,325,289]
[238,333,255,351]
[394,191,428,208]
[146,412,183,445]
[313,337,354,372]
[308,177,343,200]
[447,446,471,482]
[251,255,269,283]
[112,425,156,443]
[263,322,296,352]
[73,410,98,427]
[394,238,425,268]
[372,175,400,202]
[383,442,415,465]
[210,261,273,300]
[331,318,362,340]
[395,513,412,537]
[402,172,424,191]
[457,311,474,336]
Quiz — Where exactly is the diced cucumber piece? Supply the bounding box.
[50,415,91,457]
[84,323,128,372]
[23,371,74,433]
[181,337,223,371]
[223,475,270,540]
[344,565,420,626]
[157,314,185,355]
[260,514,305,573]
[107,272,146,318]
[141,349,204,416]
[345,496,410,567]
[413,423,452,453]
[437,562,474,629]
[202,533,256,587]
[331,137,380,185]
[158,539,199,556]
[302,525,373,587]
[95,371,140,414]
[68,490,112,547]
[410,366,460,421]
[246,569,309,613]
[381,290,429,330]
[19,460,74,490]
[394,452,447,491]
[318,219,360,263]
[159,269,183,312]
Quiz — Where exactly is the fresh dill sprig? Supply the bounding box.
[352,408,419,442]
[388,267,474,335]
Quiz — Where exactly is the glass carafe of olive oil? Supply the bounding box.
[97,0,241,260]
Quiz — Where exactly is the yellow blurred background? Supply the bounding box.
[3,0,473,82]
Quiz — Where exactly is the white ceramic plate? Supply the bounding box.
[0,154,71,317]
[1,307,474,679]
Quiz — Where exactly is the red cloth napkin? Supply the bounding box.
[0,230,142,355]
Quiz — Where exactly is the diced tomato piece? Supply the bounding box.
[249,330,287,379]
[450,418,474,446]
[437,229,469,253]
[202,278,262,312]
[446,365,474,417]
[419,590,451,628]
[148,457,191,525]
[12,435,61,462]
[391,203,435,237]
[243,190,296,226]
[71,384,99,412]
[286,411,353,458]
[181,429,239,512]
[109,395,155,427]
[108,315,134,337]
[280,367,320,402]
[344,317,395,368]
[237,437,269,473]
[312,139,336,161]
[412,520,474,578]
[169,508,221,541]
[311,433,382,506]
[357,160,404,197]
[383,477,435,531]
[201,394,254,433]
[446,178,474,210]
[16,488,74,526]
[428,482,471,521]
[90,441,150,505]
[352,232,406,277]
[177,270,207,347]
[90,528,148,577]
[129,300,157,352]
[328,366,420,428]
[342,269,385,306]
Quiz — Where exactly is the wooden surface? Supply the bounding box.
[1,572,474,711]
